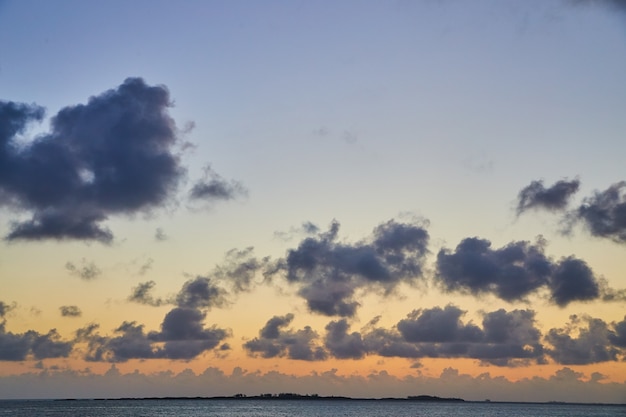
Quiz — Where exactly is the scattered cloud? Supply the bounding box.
[211,247,269,293]
[516,180,626,244]
[128,281,165,307]
[516,179,580,215]
[59,306,82,317]
[189,165,247,204]
[154,227,168,241]
[273,222,320,242]
[137,258,154,276]
[65,259,102,280]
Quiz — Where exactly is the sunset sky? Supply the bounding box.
[0,0,625,402]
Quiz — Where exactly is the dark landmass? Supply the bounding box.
[47,394,626,406]
[55,393,464,402]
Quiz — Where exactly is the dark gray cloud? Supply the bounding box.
[30,329,73,359]
[128,281,165,307]
[608,316,626,348]
[243,314,327,361]
[435,237,604,306]
[397,305,482,343]
[129,276,228,309]
[323,306,545,366]
[59,305,82,317]
[65,259,101,280]
[270,218,429,317]
[189,165,247,203]
[0,314,73,361]
[0,78,186,243]
[546,315,625,365]
[324,319,367,359]
[574,181,626,243]
[148,307,229,360]
[175,276,227,310]
[475,309,545,366]
[77,308,229,362]
[516,179,580,215]
[548,257,599,306]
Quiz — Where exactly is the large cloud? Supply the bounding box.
[0,78,244,243]
[435,237,602,306]
[0,78,186,242]
[322,306,545,366]
[270,218,430,317]
[243,314,327,361]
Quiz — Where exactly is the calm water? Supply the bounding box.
[0,399,624,417]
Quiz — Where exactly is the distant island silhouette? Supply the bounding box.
[56,393,465,402]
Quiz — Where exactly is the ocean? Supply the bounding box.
[0,399,624,417]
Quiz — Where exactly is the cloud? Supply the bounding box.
[154,227,168,241]
[59,306,82,317]
[545,315,625,364]
[65,259,102,280]
[0,78,186,243]
[0,301,15,318]
[573,181,626,243]
[212,247,269,293]
[270,218,430,317]
[0,313,73,361]
[175,276,227,310]
[548,257,599,306]
[148,308,229,360]
[516,179,580,215]
[322,306,545,366]
[243,314,327,361]
[397,305,483,343]
[273,222,320,242]
[435,237,604,306]
[189,165,247,204]
[518,180,626,244]
[137,258,154,276]
[127,281,165,307]
[77,308,230,362]
[324,319,367,359]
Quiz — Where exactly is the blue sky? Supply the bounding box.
[0,0,625,402]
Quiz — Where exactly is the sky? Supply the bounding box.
[0,0,625,403]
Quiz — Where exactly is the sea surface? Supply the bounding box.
[0,399,624,417]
